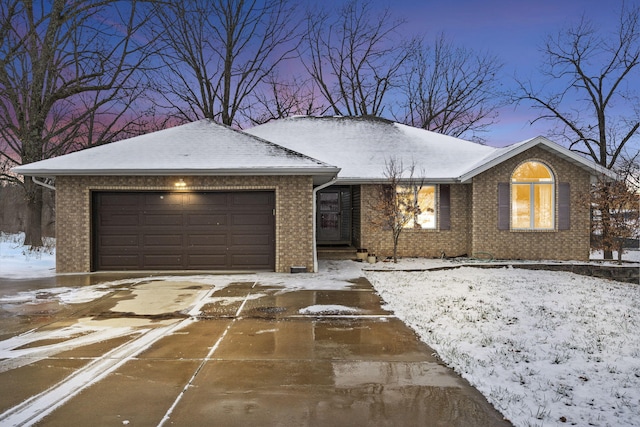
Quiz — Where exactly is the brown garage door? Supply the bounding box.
[93,191,275,271]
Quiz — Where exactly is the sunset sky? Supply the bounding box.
[370,0,639,150]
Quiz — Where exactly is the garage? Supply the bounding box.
[14,119,339,273]
[93,191,275,271]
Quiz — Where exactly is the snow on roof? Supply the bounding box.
[245,116,496,182]
[459,136,616,182]
[14,116,611,184]
[247,117,614,182]
[13,119,339,178]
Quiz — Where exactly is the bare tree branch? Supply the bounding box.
[369,158,424,263]
[150,0,301,126]
[514,5,640,169]
[589,172,639,263]
[244,72,327,125]
[394,33,504,141]
[301,0,414,117]
[0,0,155,245]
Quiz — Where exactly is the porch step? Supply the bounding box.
[317,246,358,260]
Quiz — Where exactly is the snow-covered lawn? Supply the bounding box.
[366,267,640,427]
[0,233,56,278]
[2,232,639,426]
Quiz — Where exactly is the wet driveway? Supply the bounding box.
[0,272,510,426]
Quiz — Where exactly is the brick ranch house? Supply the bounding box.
[14,116,613,273]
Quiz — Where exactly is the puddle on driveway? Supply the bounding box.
[202,288,394,320]
[1,299,65,317]
[0,275,512,427]
[0,279,211,366]
[214,317,436,362]
[171,358,509,427]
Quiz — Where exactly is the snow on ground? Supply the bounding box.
[255,260,366,291]
[590,249,640,263]
[363,249,640,271]
[0,233,56,278]
[0,285,117,305]
[1,233,639,426]
[366,267,640,427]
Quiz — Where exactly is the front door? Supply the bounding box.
[318,191,341,241]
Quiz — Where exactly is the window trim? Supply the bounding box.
[510,161,556,231]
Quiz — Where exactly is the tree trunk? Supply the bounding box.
[393,230,400,263]
[23,178,43,247]
[615,239,623,265]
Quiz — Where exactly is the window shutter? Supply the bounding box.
[439,184,451,230]
[498,182,510,230]
[558,182,570,230]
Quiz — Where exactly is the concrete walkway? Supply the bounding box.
[0,274,510,426]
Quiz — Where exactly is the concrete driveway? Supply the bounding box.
[0,269,510,426]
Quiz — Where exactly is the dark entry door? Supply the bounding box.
[318,191,341,242]
[93,191,275,271]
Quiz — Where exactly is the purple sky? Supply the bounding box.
[374,0,638,149]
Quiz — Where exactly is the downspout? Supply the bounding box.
[312,176,338,272]
[32,176,56,191]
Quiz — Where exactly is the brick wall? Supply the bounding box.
[471,146,591,261]
[358,184,472,258]
[55,175,314,273]
[356,146,592,261]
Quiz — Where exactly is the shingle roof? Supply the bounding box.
[13,119,339,182]
[246,116,494,182]
[14,116,613,184]
[247,116,614,182]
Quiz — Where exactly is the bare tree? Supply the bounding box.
[395,34,503,141]
[151,0,300,127]
[590,167,639,264]
[245,73,327,125]
[0,0,153,246]
[515,5,640,260]
[302,0,414,117]
[515,5,640,170]
[370,159,424,263]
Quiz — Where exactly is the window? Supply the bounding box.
[511,161,554,229]
[398,185,436,229]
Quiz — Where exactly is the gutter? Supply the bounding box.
[335,177,459,185]
[31,176,56,191]
[12,167,340,177]
[311,176,338,272]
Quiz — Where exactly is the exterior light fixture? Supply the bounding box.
[175,178,187,188]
